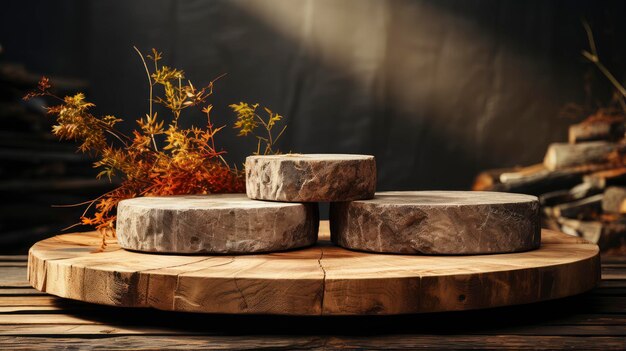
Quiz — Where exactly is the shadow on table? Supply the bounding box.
[51,291,600,335]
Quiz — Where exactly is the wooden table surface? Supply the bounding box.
[1,254,626,350]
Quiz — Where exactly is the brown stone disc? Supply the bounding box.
[116,194,319,254]
[330,191,540,254]
[245,154,376,202]
[28,222,599,315]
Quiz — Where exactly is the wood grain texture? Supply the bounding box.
[543,141,626,171]
[568,120,625,144]
[5,254,626,350]
[2,336,626,351]
[27,221,600,316]
[602,186,626,214]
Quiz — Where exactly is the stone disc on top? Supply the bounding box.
[330,191,540,255]
[246,154,376,202]
[116,194,319,254]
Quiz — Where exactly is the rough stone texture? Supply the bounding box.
[246,154,376,202]
[116,194,319,254]
[330,191,540,255]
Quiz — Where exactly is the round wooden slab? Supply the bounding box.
[330,191,540,254]
[245,154,376,202]
[28,222,599,316]
[116,194,319,254]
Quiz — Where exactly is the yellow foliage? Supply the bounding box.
[24,48,288,247]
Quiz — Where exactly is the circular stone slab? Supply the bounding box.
[116,194,319,254]
[246,154,376,202]
[330,191,540,255]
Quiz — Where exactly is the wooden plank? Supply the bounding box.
[0,256,28,262]
[0,262,27,267]
[0,267,28,287]
[600,279,626,288]
[482,325,626,336]
[538,314,626,325]
[0,296,62,307]
[0,324,205,336]
[0,336,326,350]
[0,287,45,296]
[602,272,626,280]
[326,336,626,350]
[602,264,626,271]
[0,335,625,350]
[1,309,626,334]
[0,314,105,325]
[603,255,626,263]
[0,306,65,313]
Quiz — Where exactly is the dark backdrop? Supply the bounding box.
[1,0,625,251]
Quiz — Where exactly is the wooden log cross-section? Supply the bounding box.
[539,182,601,207]
[549,194,604,220]
[28,223,600,316]
[583,168,626,189]
[472,163,613,195]
[568,120,626,144]
[543,141,626,171]
[4,253,626,349]
[602,187,626,214]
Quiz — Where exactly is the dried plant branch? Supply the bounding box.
[24,48,288,246]
[230,102,286,155]
[582,21,626,110]
[133,46,159,151]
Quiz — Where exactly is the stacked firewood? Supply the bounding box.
[0,58,115,253]
[474,113,626,253]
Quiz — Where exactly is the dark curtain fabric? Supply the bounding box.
[2,0,625,191]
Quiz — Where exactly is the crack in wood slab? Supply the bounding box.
[317,248,326,315]
[233,276,250,311]
[171,257,236,311]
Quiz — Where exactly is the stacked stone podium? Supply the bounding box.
[116,154,378,253]
[116,153,541,255]
[29,153,601,316]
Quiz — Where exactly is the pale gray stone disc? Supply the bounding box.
[330,191,540,255]
[116,194,319,254]
[246,154,376,202]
